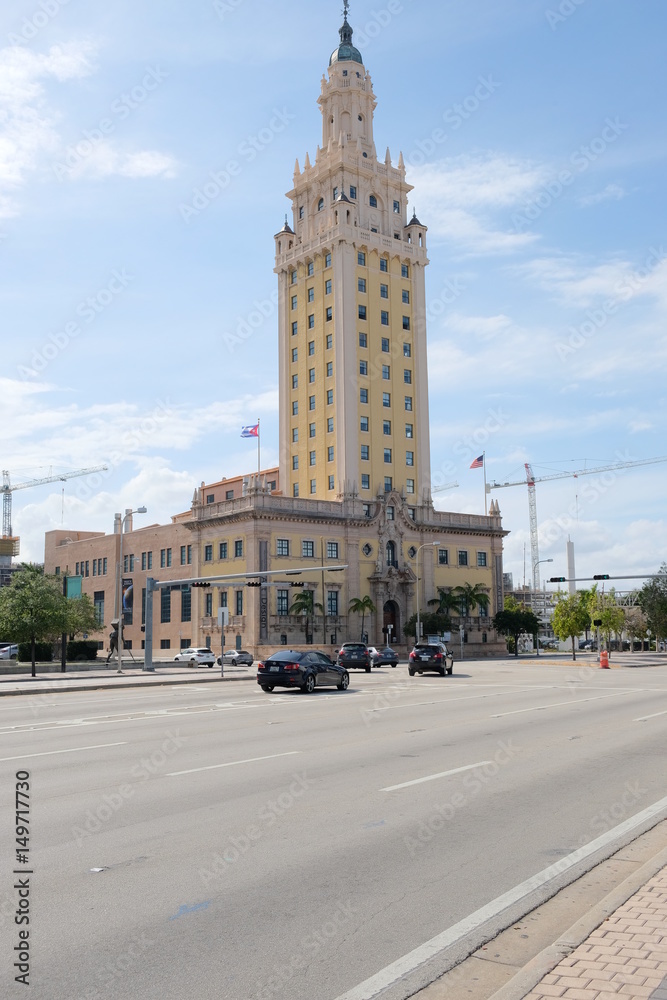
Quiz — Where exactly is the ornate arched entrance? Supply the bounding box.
[383,600,400,646]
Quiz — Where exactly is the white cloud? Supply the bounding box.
[66,143,178,180]
[580,184,626,207]
[516,252,667,309]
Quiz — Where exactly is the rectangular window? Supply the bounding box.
[325,252,332,268]
[328,475,335,490]
[326,361,333,377]
[477,552,488,567]
[277,538,290,557]
[380,257,388,272]
[309,423,316,437]
[358,251,366,265]
[406,451,414,466]
[360,415,369,431]
[299,206,304,219]
[308,314,315,329]
[292,374,298,389]
[381,311,389,325]
[349,185,357,199]
[382,364,390,379]
[361,445,369,461]
[309,368,315,383]
[161,589,171,624]
[327,417,334,433]
[384,448,392,463]
[458,550,468,567]
[380,284,388,298]
[277,589,289,616]
[405,396,413,411]
[406,479,415,494]
[187,545,192,564]
[292,321,298,336]
[327,390,333,405]
[403,316,411,331]
[402,290,410,304]
[361,474,370,490]
[383,420,391,435]
[292,348,298,363]
[404,370,412,384]
[360,360,368,375]
[219,542,228,559]
[387,505,395,521]
[308,395,315,410]
[181,586,191,623]
[92,560,96,577]
[327,591,339,616]
[291,270,297,284]
[205,592,213,616]
[93,591,104,626]
[403,342,411,357]
[360,388,368,404]
[160,549,166,568]
[141,552,147,571]
[302,540,315,558]
[291,295,297,310]
[308,341,315,355]
[383,392,391,407]
[310,479,316,494]
[332,186,338,200]
[438,549,448,565]
[358,278,366,293]
[236,590,244,615]
[293,484,299,497]
[180,545,186,565]
[381,337,390,352]
[292,428,298,443]
[292,401,298,416]
[308,287,314,302]
[235,540,243,558]
[325,279,332,295]
[359,332,367,348]
[327,542,339,559]
[308,261,314,276]
[204,544,213,562]
[85,561,89,577]
[292,456,299,470]
[224,490,233,500]
[406,423,413,438]
[384,477,393,493]
[327,446,334,462]
[393,200,401,214]
[123,555,129,574]
[160,639,171,650]
[326,334,333,349]
[309,451,316,466]
[402,264,409,278]
[206,494,214,505]
[358,305,367,320]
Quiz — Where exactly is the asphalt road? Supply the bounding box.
[1,659,665,1000]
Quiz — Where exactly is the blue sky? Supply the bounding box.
[1,0,666,591]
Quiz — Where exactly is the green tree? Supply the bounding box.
[587,588,625,651]
[403,610,452,642]
[427,588,462,617]
[492,605,540,657]
[637,564,667,644]
[348,595,377,641]
[0,565,97,676]
[551,592,591,661]
[451,582,490,617]
[289,589,323,643]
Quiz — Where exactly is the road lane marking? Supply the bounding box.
[333,793,667,1000]
[167,751,302,776]
[0,742,127,762]
[634,709,667,721]
[491,692,629,718]
[381,761,492,792]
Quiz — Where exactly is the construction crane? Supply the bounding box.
[1,466,108,561]
[487,456,667,591]
[432,481,459,494]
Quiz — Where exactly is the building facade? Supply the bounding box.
[44,11,508,658]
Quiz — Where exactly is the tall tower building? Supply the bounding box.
[275,8,431,504]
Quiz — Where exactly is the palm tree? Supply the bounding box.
[348,595,377,641]
[289,590,323,643]
[428,588,462,617]
[452,582,490,619]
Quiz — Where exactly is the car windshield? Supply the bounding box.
[343,643,366,650]
[266,650,306,662]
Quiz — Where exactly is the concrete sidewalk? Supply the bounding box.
[0,663,255,696]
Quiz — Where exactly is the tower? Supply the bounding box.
[274,6,432,505]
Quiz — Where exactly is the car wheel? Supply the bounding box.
[261,685,274,693]
[447,666,453,675]
[302,674,316,694]
[337,672,349,691]
[391,663,397,668]
[365,663,371,673]
[408,668,415,676]
[439,668,446,677]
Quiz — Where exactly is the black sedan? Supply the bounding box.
[257,650,350,694]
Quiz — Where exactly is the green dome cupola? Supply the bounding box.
[330,2,363,66]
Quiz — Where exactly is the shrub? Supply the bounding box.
[66,640,100,662]
[18,642,53,662]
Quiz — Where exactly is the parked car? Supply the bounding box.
[371,646,399,668]
[257,650,349,693]
[408,643,453,676]
[218,649,254,667]
[173,647,216,667]
[337,642,372,672]
[0,643,18,659]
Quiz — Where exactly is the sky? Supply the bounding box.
[1,0,666,593]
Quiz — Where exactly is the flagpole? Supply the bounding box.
[483,452,487,515]
[257,418,260,476]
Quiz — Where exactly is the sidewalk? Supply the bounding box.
[520,864,667,1000]
[0,663,255,696]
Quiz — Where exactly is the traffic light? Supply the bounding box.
[593,618,602,626]
[550,577,566,583]
[246,581,262,588]
[191,581,210,588]
[290,581,305,588]
[593,574,610,580]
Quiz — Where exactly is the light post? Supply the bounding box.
[116,506,147,674]
[415,541,442,643]
[533,558,553,656]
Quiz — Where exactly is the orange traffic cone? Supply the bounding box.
[599,649,610,669]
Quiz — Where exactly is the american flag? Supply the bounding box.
[241,424,259,438]
[470,455,484,469]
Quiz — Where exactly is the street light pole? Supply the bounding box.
[416,541,442,643]
[533,558,553,657]
[116,506,147,674]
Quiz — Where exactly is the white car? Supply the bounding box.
[0,643,18,659]
[173,647,216,667]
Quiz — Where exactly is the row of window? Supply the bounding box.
[358,362,412,383]
[292,477,336,496]
[291,282,332,309]
[291,362,334,387]
[356,476,416,493]
[291,446,335,470]
[203,540,245,563]
[75,558,108,578]
[357,306,410,330]
[360,418,414,438]
[358,280,410,304]
[358,334,411,359]
[359,447,414,466]
[292,417,335,443]
[307,189,402,214]
[359,389,414,410]
[289,257,409,283]
[271,540,341,559]
[291,391,334,415]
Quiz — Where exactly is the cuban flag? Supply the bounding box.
[470,454,484,469]
[241,424,259,438]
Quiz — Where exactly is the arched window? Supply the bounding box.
[386,540,396,567]
[318,198,324,211]
[369,194,378,208]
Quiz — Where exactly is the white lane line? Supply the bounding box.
[334,793,667,1000]
[634,709,667,721]
[365,690,538,715]
[381,761,492,792]
[0,742,127,762]
[491,691,629,718]
[167,750,302,776]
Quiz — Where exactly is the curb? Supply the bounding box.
[0,674,256,698]
[487,844,667,1000]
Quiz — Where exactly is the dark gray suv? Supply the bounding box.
[408,643,453,676]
